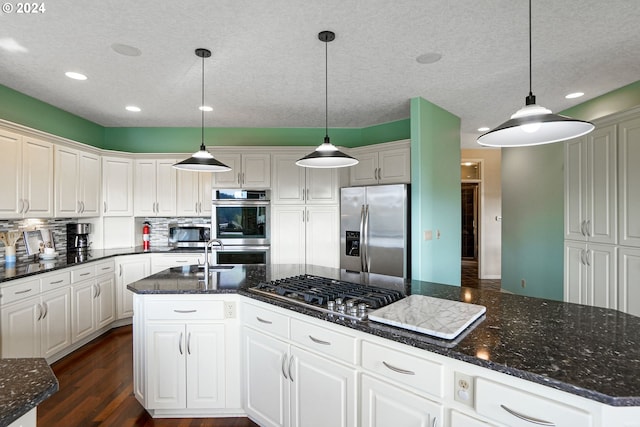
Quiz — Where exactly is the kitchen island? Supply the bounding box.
[128,263,640,426]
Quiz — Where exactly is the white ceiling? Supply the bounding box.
[1,0,639,149]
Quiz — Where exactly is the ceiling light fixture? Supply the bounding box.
[477,0,594,147]
[296,31,358,168]
[125,106,141,112]
[199,106,213,112]
[477,127,490,132]
[65,71,87,81]
[173,48,231,172]
[565,92,585,99]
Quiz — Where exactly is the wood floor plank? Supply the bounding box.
[38,325,259,427]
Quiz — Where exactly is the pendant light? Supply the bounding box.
[477,0,594,147]
[296,31,358,168]
[173,48,231,172]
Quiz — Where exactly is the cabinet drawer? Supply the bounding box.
[71,265,94,282]
[451,411,497,427]
[291,318,356,364]
[475,377,592,427]
[243,302,289,339]
[41,270,71,290]
[1,278,40,305]
[95,260,115,276]
[145,299,224,320]
[361,340,444,398]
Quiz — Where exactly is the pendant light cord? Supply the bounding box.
[201,53,205,145]
[529,0,532,96]
[324,37,329,140]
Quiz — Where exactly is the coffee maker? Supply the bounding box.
[67,223,91,260]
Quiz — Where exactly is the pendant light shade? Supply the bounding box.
[477,1,594,147]
[174,48,231,172]
[297,31,358,168]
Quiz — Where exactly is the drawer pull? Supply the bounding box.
[175,260,189,263]
[308,335,331,345]
[500,404,555,426]
[256,316,273,324]
[101,267,111,270]
[173,309,197,314]
[15,288,33,294]
[382,361,415,376]
[80,272,91,276]
[50,280,64,284]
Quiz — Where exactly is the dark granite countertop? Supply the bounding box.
[0,358,58,426]
[128,264,640,407]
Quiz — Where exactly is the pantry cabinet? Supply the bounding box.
[102,156,134,216]
[348,140,410,186]
[564,241,617,309]
[55,145,101,217]
[618,115,640,247]
[271,153,338,205]
[618,247,640,317]
[212,153,271,189]
[134,159,177,216]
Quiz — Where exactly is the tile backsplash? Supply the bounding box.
[0,218,74,263]
[142,217,211,248]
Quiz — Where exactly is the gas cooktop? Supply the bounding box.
[249,274,404,321]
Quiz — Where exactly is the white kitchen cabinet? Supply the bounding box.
[564,241,617,309]
[272,153,338,204]
[115,254,150,319]
[176,169,213,216]
[150,253,206,275]
[102,156,134,216]
[271,205,339,268]
[618,115,640,247]
[71,261,116,343]
[360,374,442,427]
[349,140,410,186]
[618,247,640,317]
[450,411,497,427]
[564,126,617,244]
[213,153,271,189]
[55,145,101,217]
[134,159,177,216]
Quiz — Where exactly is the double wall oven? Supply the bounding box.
[211,189,270,264]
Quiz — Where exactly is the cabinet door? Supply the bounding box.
[96,275,116,329]
[349,151,378,186]
[271,206,306,265]
[618,247,640,317]
[378,148,410,184]
[186,324,226,409]
[564,241,587,304]
[102,157,133,216]
[619,116,640,246]
[146,324,186,409]
[242,154,271,189]
[244,328,289,427]
[71,281,96,343]
[290,346,356,427]
[213,153,242,188]
[54,146,80,217]
[306,168,338,204]
[587,125,617,244]
[155,159,177,216]
[306,206,339,268]
[134,159,158,216]
[22,137,54,218]
[0,297,40,358]
[564,138,588,241]
[40,287,72,359]
[451,411,497,427]
[176,169,201,216]
[117,255,150,319]
[272,154,305,204]
[586,243,616,309]
[0,129,22,218]
[360,374,442,427]
[199,173,213,216]
[79,151,101,216]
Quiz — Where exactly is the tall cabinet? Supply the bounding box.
[564,109,640,315]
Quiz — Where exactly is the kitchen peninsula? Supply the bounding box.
[128,263,640,427]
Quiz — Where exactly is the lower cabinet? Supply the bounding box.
[450,411,497,427]
[618,246,640,316]
[115,254,150,319]
[71,266,116,343]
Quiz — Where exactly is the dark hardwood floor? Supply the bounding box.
[38,326,259,427]
[461,259,501,291]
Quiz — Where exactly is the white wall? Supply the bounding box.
[462,148,501,279]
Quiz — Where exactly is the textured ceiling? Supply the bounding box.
[1,0,639,148]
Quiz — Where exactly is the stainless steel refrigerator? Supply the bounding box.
[340,184,410,278]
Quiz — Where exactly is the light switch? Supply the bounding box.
[423,230,432,241]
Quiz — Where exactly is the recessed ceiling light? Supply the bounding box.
[477,127,490,132]
[565,92,584,99]
[416,52,442,64]
[125,106,141,112]
[111,43,142,57]
[65,71,87,81]
[199,106,213,112]
[0,37,28,53]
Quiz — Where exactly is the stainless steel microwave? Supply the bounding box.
[168,223,211,248]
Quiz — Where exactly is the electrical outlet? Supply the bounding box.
[423,230,432,241]
[521,279,526,288]
[454,372,474,407]
[224,301,236,319]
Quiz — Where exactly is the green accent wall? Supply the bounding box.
[0,84,104,147]
[410,97,461,285]
[501,80,640,300]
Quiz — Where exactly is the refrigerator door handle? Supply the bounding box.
[359,205,366,272]
[364,204,370,272]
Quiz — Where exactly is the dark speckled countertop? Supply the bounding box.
[0,358,58,426]
[128,264,640,407]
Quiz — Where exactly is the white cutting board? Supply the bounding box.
[368,295,486,340]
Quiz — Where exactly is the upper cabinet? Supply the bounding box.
[134,159,177,217]
[102,156,134,217]
[271,153,338,205]
[176,170,213,217]
[55,146,101,217]
[212,153,271,189]
[0,129,54,219]
[348,140,410,186]
[618,115,640,247]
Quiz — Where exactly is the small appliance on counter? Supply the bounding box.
[67,223,91,253]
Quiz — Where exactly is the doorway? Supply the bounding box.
[461,183,478,260]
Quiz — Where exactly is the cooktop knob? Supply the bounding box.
[327,300,336,311]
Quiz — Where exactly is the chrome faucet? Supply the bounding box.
[203,238,224,278]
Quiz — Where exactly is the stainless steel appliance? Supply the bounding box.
[340,184,410,278]
[249,274,404,321]
[66,223,91,252]
[168,223,211,249]
[215,246,270,264]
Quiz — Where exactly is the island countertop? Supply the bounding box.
[127,263,640,407]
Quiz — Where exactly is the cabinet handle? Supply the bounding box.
[585,250,591,266]
[18,199,24,214]
[238,173,241,185]
[119,265,123,277]
[36,303,43,321]
[50,280,64,284]
[104,201,107,213]
[24,199,30,214]
[179,332,184,355]
[242,172,245,185]
[77,201,82,213]
[81,201,85,213]
[288,355,294,382]
[382,361,415,375]
[175,260,189,263]
[101,266,110,271]
[580,249,586,265]
[256,316,273,324]
[432,417,437,427]
[97,284,101,297]
[586,219,591,237]
[378,167,382,180]
[375,167,379,180]
[42,302,48,319]
[308,335,331,345]
[173,309,197,313]
[281,354,289,379]
[80,272,91,276]
[15,288,33,295]
[500,404,555,426]
[187,332,192,355]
